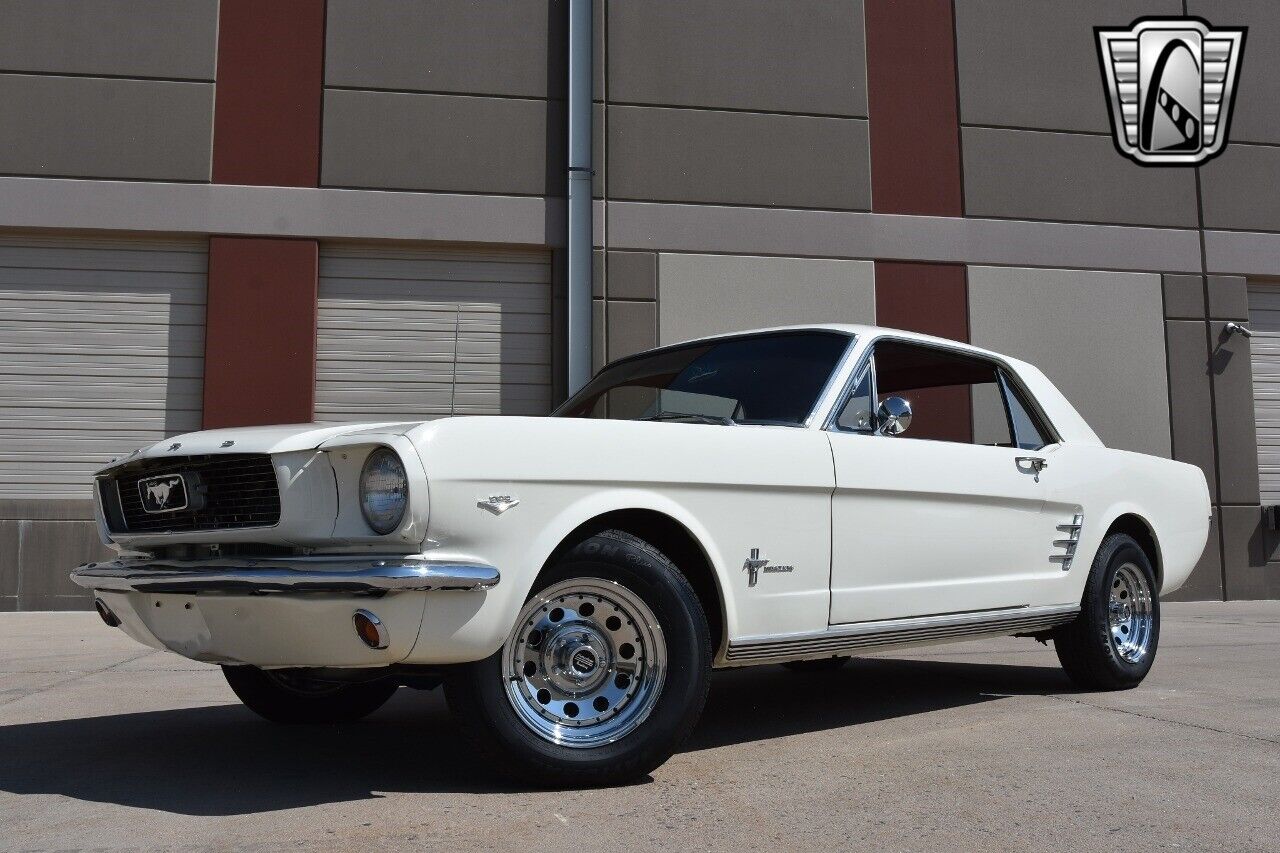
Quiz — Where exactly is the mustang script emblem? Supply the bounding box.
[1096,17,1246,166]
[477,495,520,516]
[138,475,188,513]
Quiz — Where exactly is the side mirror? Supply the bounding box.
[876,396,913,436]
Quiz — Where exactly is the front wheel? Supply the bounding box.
[222,665,398,724]
[444,530,711,787]
[1052,533,1160,691]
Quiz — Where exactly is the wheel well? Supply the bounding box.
[1105,513,1163,590]
[543,509,726,656]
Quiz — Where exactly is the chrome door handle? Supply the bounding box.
[1016,456,1048,481]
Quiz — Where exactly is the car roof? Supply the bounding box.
[661,323,1013,364]
[593,323,1104,447]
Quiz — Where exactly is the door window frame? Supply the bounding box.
[821,335,1061,448]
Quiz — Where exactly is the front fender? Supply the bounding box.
[406,485,735,665]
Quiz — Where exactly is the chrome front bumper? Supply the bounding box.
[70,556,500,595]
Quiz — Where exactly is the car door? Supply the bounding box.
[826,339,1079,624]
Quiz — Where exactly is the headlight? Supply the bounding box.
[359,448,408,534]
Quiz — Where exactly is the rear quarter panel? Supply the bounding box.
[1006,356,1209,598]
[1056,444,1211,596]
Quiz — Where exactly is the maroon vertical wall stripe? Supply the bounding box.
[865,0,971,437]
[203,239,318,429]
[203,0,325,428]
[865,0,967,325]
[865,0,964,217]
[212,0,325,187]
[872,261,969,342]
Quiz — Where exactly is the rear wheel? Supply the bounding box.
[1053,533,1159,691]
[222,665,398,724]
[444,530,711,787]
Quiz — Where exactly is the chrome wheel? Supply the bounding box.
[502,577,666,748]
[1109,562,1154,664]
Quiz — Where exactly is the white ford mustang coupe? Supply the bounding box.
[73,325,1210,785]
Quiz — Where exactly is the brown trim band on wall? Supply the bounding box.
[212,0,326,187]
[864,0,964,218]
[866,1,969,334]
[865,1,970,438]
[202,237,318,429]
[865,0,969,338]
[205,0,326,428]
[873,261,972,441]
[873,261,969,341]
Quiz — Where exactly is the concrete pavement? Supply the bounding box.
[1,602,1278,852]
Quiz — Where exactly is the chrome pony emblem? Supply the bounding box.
[743,548,768,587]
[477,495,520,516]
[138,475,188,513]
[743,548,794,587]
[1096,18,1246,166]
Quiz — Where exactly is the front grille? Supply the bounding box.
[103,454,281,534]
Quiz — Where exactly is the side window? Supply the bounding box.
[1000,371,1053,450]
[870,341,1008,444]
[829,341,1057,448]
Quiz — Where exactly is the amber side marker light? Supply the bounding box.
[353,609,389,650]
[94,598,121,628]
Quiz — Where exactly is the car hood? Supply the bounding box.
[97,421,424,472]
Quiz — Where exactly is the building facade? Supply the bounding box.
[2,0,1278,610]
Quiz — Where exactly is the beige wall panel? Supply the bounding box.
[657,254,875,345]
[322,90,562,196]
[968,266,1170,458]
[326,0,563,98]
[0,74,213,181]
[607,0,867,116]
[0,0,219,80]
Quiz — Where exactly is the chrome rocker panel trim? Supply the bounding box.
[70,556,500,595]
[723,603,1080,666]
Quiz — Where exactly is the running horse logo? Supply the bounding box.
[1096,18,1246,166]
[138,475,187,513]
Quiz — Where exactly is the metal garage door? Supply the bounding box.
[0,236,206,498]
[1249,282,1280,503]
[316,245,552,423]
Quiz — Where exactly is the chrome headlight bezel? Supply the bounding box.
[358,447,409,535]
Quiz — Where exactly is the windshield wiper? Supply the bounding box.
[636,412,737,426]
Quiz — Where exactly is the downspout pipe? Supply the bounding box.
[566,0,593,395]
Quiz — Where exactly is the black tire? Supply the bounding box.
[1052,533,1160,691]
[444,530,712,787]
[222,665,398,724]
[782,656,851,673]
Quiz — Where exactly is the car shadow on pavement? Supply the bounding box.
[686,655,1075,752]
[0,656,1075,815]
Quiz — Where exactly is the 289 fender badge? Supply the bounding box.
[478,495,520,516]
[1096,17,1246,166]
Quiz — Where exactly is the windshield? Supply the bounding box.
[555,331,853,426]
